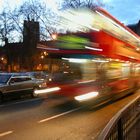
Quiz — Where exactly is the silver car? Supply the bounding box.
[0,73,46,103]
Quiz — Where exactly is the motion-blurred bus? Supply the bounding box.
[35,7,140,103]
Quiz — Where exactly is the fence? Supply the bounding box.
[98,95,140,140]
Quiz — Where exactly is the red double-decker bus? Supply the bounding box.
[36,7,140,103]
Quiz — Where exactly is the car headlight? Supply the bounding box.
[39,82,47,88]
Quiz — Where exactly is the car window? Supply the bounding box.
[0,74,11,84]
[10,78,21,83]
[10,77,32,83]
[22,77,32,81]
[28,72,46,80]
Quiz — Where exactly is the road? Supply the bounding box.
[0,90,140,140]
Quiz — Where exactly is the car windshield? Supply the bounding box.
[28,72,47,80]
[0,74,11,84]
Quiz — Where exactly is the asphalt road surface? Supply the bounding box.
[0,90,140,140]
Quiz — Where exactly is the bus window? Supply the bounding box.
[106,62,122,80]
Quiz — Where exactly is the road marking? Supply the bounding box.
[0,131,13,137]
[38,107,81,123]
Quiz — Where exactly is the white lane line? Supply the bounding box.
[0,131,13,137]
[38,107,81,123]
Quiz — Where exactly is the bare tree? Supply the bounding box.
[0,0,61,43]
[62,0,105,9]
[0,9,15,45]
[17,0,58,40]
[0,0,58,44]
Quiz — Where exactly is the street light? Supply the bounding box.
[41,55,44,59]
[43,51,48,56]
[51,33,57,40]
[1,57,4,61]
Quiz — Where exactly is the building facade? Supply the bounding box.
[0,20,42,72]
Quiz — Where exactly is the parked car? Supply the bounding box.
[0,72,46,103]
[26,71,48,81]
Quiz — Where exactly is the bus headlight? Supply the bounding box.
[74,92,98,101]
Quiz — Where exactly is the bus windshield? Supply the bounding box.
[48,56,98,83]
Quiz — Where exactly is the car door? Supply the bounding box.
[6,77,23,93]
[20,77,35,91]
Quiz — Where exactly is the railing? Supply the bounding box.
[98,95,140,140]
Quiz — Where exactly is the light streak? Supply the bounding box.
[34,87,61,94]
[74,92,99,101]
[92,59,109,63]
[85,46,103,51]
[62,58,88,63]
[96,10,140,43]
[78,80,95,84]
[0,131,13,137]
